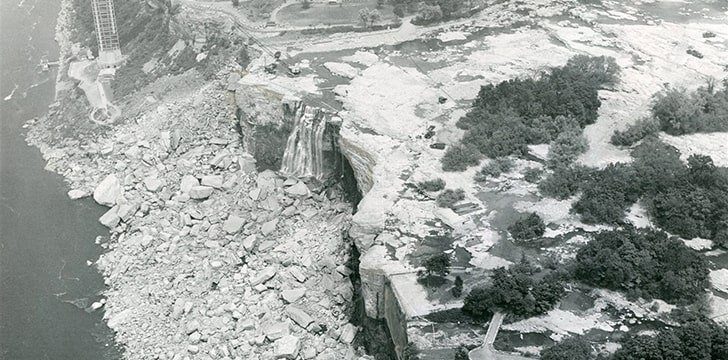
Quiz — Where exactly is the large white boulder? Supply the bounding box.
[180,175,199,193]
[274,335,300,359]
[93,174,123,207]
[189,186,213,200]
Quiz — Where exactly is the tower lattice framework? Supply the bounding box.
[92,0,120,53]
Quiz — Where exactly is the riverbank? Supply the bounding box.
[23,1,368,359]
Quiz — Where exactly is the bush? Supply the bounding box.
[574,228,709,304]
[413,4,443,24]
[454,346,469,360]
[474,157,514,182]
[541,337,594,360]
[611,117,660,146]
[422,253,451,277]
[562,54,620,88]
[419,178,446,192]
[651,83,728,135]
[508,212,546,241]
[538,165,594,200]
[572,163,639,224]
[436,189,465,209]
[463,259,565,317]
[451,276,463,298]
[546,126,589,169]
[523,167,543,183]
[442,144,481,172]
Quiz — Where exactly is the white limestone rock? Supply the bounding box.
[180,175,199,193]
[274,335,301,359]
[250,267,276,286]
[189,186,213,200]
[143,176,164,192]
[99,206,120,228]
[201,175,223,189]
[222,215,245,234]
[93,174,122,207]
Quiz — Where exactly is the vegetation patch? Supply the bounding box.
[418,178,446,192]
[508,212,546,241]
[574,228,709,304]
[436,188,465,209]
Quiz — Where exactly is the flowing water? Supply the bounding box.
[280,102,328,180]
[0,0,121,359]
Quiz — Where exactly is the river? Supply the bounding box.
[0,0,121,359]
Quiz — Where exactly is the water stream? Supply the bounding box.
[280,102,328,180]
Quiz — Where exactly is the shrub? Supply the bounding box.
[562,54,620,87]
[451,276,463,298]
[436,189,465,209]
[611,117,660,146]
[414,4,443,24]
[651,83,728,135]
[508,212,546,241]
[441,144,481,172]
[574,228,709,304]
[474,157,514,182]
[572,163,639,224]
[541,337,594,360]
[538,165,594,200]
[523,167,543,183]
[546,126,589,169]
[463,265,565,317]
[419,178,446,192]
[236,47,250,68]
[422,253,451,277]
[454,346,469,360]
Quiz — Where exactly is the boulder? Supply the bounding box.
[281,288,306,303]
[264,322,290,341]
[286,306,313,328]
[99,207,120,228]
[117,202,139,222]
[222,215,245,234]
[261,219,279,235]
[189,186,213,200]
[68,189,88,199]
[274,335,301,359]
[339,323,357,344]
[284,182,310,197]
[143,176,164,192]
[93,174,122,207]
[180,175,199,193]
[250,267,276,286]
[201,175,223,189]
[242,234,257,251]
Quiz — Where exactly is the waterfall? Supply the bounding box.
[280,104,327,180]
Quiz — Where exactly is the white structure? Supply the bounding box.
[92,0,123,69]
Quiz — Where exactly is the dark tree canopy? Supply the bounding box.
[574,228,709,304]
[508,212,546,241]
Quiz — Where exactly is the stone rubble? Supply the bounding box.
[26,71,369,360]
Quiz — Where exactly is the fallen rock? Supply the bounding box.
[117,202,139,222]
[180,175,199,193]
[99,206,120,228]
[68,189,88,199]
[93,174,122,207]
[339,323,357,344]
[264,322,290,341]
[274,335,301,359]
[284,182,310,197]
[281,288,306,303]
[242,234,257,251]
[261,219,279,235]
[222,215,245,234]
[189,186,213,200]
[143,176,164,192]
[250,267,276,286]
[286,306,313,328]
[201,175,223,189]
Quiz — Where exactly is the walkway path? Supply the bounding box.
[469,312,531,360]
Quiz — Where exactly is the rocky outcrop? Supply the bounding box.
[93,174,123,207]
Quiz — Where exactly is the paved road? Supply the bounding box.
[469,312,531,360]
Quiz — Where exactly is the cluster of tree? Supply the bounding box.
[572,163,639,224]
[463,258,566,317]
[474,157,514,182]
[574,228,709,304]
[418,178,446,192]
[613,310,728,360]
[611,80,728,145]
[540,336,593,360]
[418,254,451,288]
[443,56,618,172]
[508,212,546,241]
[436,188,465,209]
[390,0,472,23]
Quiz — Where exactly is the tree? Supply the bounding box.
[231,0,240,6]
[359,8,382,27]
[377,0,386,9]
[436,188,465,209]
[508,212,546,241]
[540,336,594,360]
[451,276,463,298]
[418,178,446,192]
[302,0,311,10]
[414,4,443,24]
[441,144,481,172]
[422,254,451,277]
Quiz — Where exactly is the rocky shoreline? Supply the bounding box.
[24,1,368,359]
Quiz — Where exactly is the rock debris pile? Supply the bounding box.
[27,76,367,360]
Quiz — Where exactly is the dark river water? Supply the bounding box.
[0,0,121,359]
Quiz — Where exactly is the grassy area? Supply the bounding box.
[276,1,397,27]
